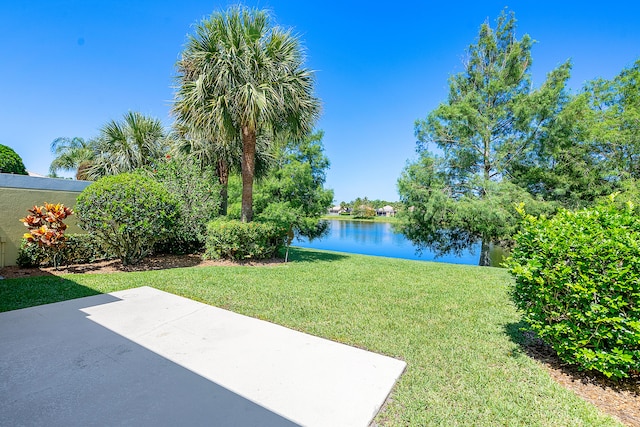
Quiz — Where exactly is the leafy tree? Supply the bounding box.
[510,59,640,208]
[87,112,168,179]
[351,197,376,219]
[400,10,568,265]
[174,6,320,223]
[398,154,552,258]
[0,144,28,175]
[252,131,334,258]
[508,92,610,208]
[146,155,221,253]
[169,125,239,216]
[49,137,96,180]
[587,59,640,181]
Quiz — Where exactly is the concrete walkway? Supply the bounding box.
[0,286,406,426]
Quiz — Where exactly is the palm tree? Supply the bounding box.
[173,6,320,222]
[87,112,168,180]
[171,123,276,216]
[49,137,96,180]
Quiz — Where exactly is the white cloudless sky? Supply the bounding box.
[2,1,639,203]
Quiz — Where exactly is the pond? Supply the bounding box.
[294,219,505,267]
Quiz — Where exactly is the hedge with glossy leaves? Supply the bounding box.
[507,201,640,379]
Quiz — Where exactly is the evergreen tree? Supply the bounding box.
[399,10,567,265]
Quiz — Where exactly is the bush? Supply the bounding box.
[0,144,27,175]
[352,204,376,219]
[204,218,285,260]
[17,234,114,267]
[146,155,221,253]
[76,173,179,265]
[507,201,640,379]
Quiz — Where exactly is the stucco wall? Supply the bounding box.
[0,174,90,267]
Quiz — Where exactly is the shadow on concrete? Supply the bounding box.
[0,294,300,426]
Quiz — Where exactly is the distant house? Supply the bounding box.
[328,205,342,214]
[377,205,396,217]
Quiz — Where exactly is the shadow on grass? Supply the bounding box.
[0,275,103,313]
[286,247,349,263]
[504,321,640,394]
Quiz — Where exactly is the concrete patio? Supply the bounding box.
[0,286,406,426]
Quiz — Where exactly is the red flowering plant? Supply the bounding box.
[20,202,73,268]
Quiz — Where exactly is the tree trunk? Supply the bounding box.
[217,158,229,216]
[479,239,492,266]
[241,126,256,223]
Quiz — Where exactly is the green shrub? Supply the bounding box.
[507,201,640,379]
[17,234,114,268]
[146,156,221,253]
[0,144,27,175]
[352,205,376,219]
[76,173,179,265]
[205,218,285,260]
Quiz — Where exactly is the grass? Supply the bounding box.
[0,248,622,426]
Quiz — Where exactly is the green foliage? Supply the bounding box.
[338,198,401,216]
[402,10,567,264]
[509,92,612,208]
[249,131,333,241]
[0,144,27,175]
[174,6,320,222]
[87,112,168,180]
[507,201,640,379]
[0,252,619,425]
[351,197,376,219]
[414,10,570,186]
[17,234,114,268]
[76,173,179,265]
[398,153,554,264]
[146,155,221,253]
[49,137,97,180]
[587,59,640,181]
[204,218,285,260]
[510,59,640,208]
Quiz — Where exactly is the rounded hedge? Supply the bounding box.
[507,201,640,379]
[205,218,285,261]
[76,173,179,265]
[0,144,27,175]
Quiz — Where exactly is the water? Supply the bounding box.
[295,219,504,266]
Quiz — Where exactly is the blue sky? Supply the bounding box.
[2,1,639,203]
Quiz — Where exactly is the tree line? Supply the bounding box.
[398,10,640,265]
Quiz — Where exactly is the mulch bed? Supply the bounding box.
[1,255,638,425]
[0,253,283,280]
[519,332,639,426]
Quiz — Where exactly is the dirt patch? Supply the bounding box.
[0,253,283,280]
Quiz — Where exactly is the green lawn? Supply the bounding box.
[0,248,621,426]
